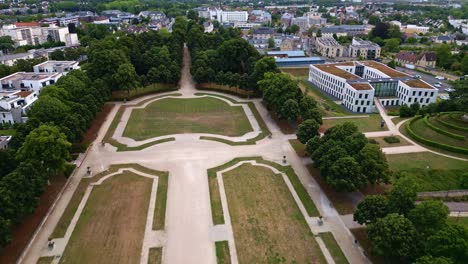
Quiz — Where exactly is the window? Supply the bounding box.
[359,94,362,99]
[426,98,429,103]
[367,101,370,105]
[363,107,367,112]
[419,91,422,96]
[413,91,416,96]
[424,92,428,96]
[430,92,434,96]
[365,94,368,99]
[357,107,361,112]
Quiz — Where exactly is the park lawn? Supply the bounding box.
[306,165,356,215]
[215,241,231,264]
[447,217,468,228]
[370,135,412,148]
[391,117,409,125]
[386,152,468,192]
[298,81,350,117]
[319,232,349,264]
[428,116,468,135]
[322,114,388,133]
[148,248,162,264]
[36,256,54,264]
[289,139,307,156]
[0,129,15,136]
[124,97,253,140]
[439,113,468,128]
[223,163,326,263]
[60,172,152,264]
[51,164,166,239]
[410,118,468,148]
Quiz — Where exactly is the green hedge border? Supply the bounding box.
[423,116,465,140]
[406,117,468,154]
[436,114,468,132]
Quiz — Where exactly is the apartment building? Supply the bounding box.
[320,25,366,38]
[315,37,344,58]
[33,60,80,75]
[396,51,437,69]
[194,8,248,23]
[253,27,275,39]
[0,90,37,124]
[0,24,79,46]
[308,61,438,113]
[0,72,62,94]
[348,37,381,59]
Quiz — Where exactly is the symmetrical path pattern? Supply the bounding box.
[20,47,371,264]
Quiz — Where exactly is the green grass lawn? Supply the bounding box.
[51,164,167,238]
[370,135,412,148]
[386,152,468,192]
[299,81,350,117]
[222,163,326,263]
[289,139,307,156]
[124,97,253,140]
[410,118,468,148]
[215,241,231,264]
[319,232,349,264]
[447,217,468,228]
[391,117,409,125]
[0,129,15,136]
[60,172,151,264]
[322,114,388,133]
[148,248,163,264]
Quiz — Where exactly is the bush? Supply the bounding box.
[400,105,415,117]
[368,138,378,144]
[64,163,77,178]
[435,114,468,132]
[423,116,465,140]
[384,136,401,144]
[405,117,468,154]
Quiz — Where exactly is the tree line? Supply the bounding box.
[354,177,467,263]
[0,18,187,248]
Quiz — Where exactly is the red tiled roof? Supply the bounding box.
[15,22,40,27]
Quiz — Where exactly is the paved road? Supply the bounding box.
[396,66,452,93]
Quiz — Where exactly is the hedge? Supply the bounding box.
[423,116,465,140]
[435,114,468,132]
[405,117,468,154]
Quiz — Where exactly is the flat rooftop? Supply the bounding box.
[35,60,78,68]
[267,50,305,57]
[360,61,409,78]
[350,83,373,90]
[402,79,434,89]
[314,64,360,80]
[0,72,60,82]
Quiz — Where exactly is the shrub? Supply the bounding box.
[368,138,378,144]
[384,136,401,144]
[405,117,468,154]
[423,116,465,140]
[64,163,77,178]
[435,114,468,132]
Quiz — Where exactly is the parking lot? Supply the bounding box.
[396,66,452,94]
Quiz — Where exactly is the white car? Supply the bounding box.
[440,95,450,100]
[434,84,441,88]
[435,76,445,80]
[445,88,455,92]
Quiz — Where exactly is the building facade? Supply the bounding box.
[315,37,344,58]
[33,60,80,75]
[308,61,438,113]
[348,37,381,59]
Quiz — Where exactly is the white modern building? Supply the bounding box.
[308,61,438,113]
[0,90,38,124]
[194,7,248,23]
[0,52,34,66]
[0,23,79,47]
[33,60,80,75]
[0,72,62,94]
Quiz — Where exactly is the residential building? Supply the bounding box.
[308,61,437,113]
[0,24,79,47]
[0,90,38,124]
[281,13,294,27]
[348,37,381,59]
[291,17,310,31]
[250,10,272,23]
[434,35,455,44]
[217,10,248,23]
[0,52,34,66]
[138,11,166,21]
[315,37,345,58]
[0,136,11,149]
[33,60,80,75]
[253,27,275,40]
[396,51,437,69]
[0,72,62,93]
[448,18,468,34]
[203,22,214,33]
[320,25,366,38]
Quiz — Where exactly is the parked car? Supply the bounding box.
[415,75,421,79]
[435,76,445,80]
[445,88,455,92]
[440,95,450,100]
[434,84,441,88]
